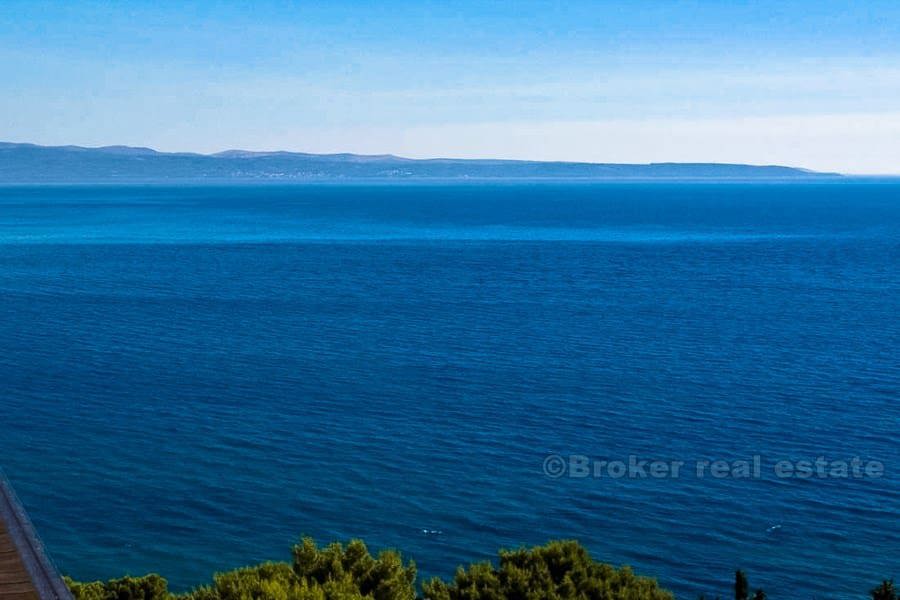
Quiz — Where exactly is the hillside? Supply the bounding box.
[0,142,839,182]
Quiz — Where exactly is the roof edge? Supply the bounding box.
[0,471,73,600]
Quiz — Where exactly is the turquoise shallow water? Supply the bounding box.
[0,182,898,598]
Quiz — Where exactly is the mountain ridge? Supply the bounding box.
[0,141,840,181]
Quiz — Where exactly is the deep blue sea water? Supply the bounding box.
[0,182,898,599]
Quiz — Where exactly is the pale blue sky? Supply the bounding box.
[2,1,900,172]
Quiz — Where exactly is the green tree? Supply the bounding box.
[175,537,416,600]
[872,580,897,600]
[422,540,672,600]
[734,571,749,600]
[291,538,416,600]
[65,575,169,600]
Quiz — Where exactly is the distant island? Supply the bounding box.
[0,141,840,182]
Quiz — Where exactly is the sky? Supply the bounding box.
[2,0,899,173]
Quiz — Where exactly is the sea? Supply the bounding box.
[0,181,898,599]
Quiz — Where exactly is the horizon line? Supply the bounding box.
[1,140,852,175]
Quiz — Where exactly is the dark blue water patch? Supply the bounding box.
[1,181,897,243]
[0,183,898,599]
